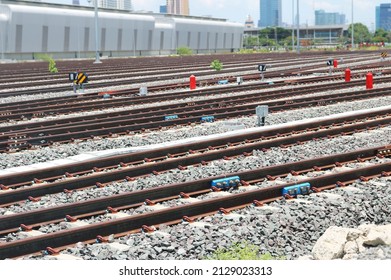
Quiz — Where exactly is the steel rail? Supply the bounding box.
[0,161,389,259]
[0,87,389,151]
[0,52,369,85]
[0,145,388,232]
[0,76,369,131]
[0,71,360,121]
[0,53,382,97]
[0,55,331,96]
[0,61,388,116]
[0,109,390,204]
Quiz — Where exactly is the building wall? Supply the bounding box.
[379,4,391,31]
[0,3,243,59]
[259,0,281,27]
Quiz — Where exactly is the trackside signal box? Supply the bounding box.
[258,64,267,72]
[256,105,268,127]
[69,72,78,81]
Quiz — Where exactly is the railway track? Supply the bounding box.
[0,50,390,261]
[0,52,381,97]
[0,146,389,259]
[0,55,329,95]
[0,106,389,203]
[0,67,387,121]
[0,51,373,82]
[0,84,389,152]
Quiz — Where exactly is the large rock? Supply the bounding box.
[359,224,391,246]
[312,226,357,260]
[311,224,391,260]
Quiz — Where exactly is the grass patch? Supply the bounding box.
[206,242,285,260]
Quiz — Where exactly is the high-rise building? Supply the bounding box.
[98,0,116,9]
[118,0,132,11]
[315,10,345,25]
[97,0,133,11]
[166,0,189,16]
[258,0,282,27]
[160,5,167,14]
[378,4,391,30]
[376,6,380,30]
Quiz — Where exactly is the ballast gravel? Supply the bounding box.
[1,62,391,260]
[0,95,391,169]
[19,176,391,260]
[1,126,390,215]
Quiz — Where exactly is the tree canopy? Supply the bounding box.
[243,24,391,49]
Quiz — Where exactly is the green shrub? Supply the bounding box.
[36,53,58,73]
[177,46,193,55]
[210,59,223,71]
[48,59,58,73]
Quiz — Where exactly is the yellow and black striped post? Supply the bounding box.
[76,72,88,85]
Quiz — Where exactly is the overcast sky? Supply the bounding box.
[40,0,383,31]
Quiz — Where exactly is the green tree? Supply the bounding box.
[282,36,296,48]
[372,28,389,43]
[243,36,259,48]
[258,27,291,46]
[348,23,371,43]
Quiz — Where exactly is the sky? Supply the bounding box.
[39,0,384,31]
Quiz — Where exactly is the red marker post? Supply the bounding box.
[366,72,373,89]
[190,75,196,90]
[345,68,351,82]
[333,59,338,68]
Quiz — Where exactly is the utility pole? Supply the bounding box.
[0,0,3,61]
[292,0,294,51]
[297,0,300,54]
[351,0,354,49]
[88,0,101,63]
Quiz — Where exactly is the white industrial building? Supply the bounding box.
[0,0,244,60]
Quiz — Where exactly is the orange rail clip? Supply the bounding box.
[45,247,60,256]
[219,208,231,215]
[141,225,155,233]
[253,200,264,207]
[182,216,195,223]
[144,199,155,206]
[65,215,78,222]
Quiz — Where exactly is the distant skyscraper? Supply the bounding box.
[97,0,132,11]
[315,10,345,25]
[258,0,282,27]
[376,6,380,30]
[166,0,189,16]
[72,0,80,5]
[160,5,167,14]
[118,0,132,11]
[379,4,391,30]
